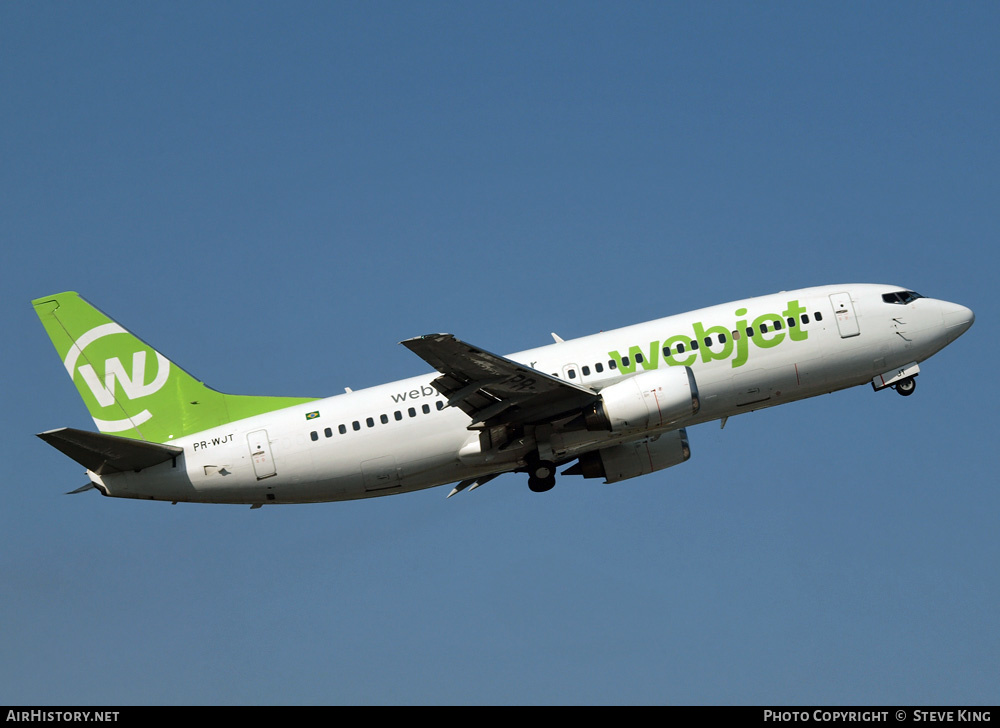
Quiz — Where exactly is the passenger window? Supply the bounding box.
[760,323,769,333]
[635,354,644,363]
[787,317,796,328]
[622,356,630,366]
[815,311,823,321]
[663,345,671,357]
[582,366,590,376]
[353,421,361,431]
[801,314,810,325]
[773,319,782,330]
[677,343,686,353]
[324,427,332,438]
[732,330,740,340]
[310,431,318,441]
[704,337,712,347]
[690,340,699,350]
[595,362,604,373]
[408,407,416,418]
[366,417,375,428]
[568,369,576,379]
[436,401,444,410]
[394,411,402,421]
[339,424,347,434]
[746,327,755,337]
[422,404,430,414]
[380,414,388,424]
[609,360,617,370]
[719,333,727,344]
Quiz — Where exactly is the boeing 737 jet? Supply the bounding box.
[33,285,973,506]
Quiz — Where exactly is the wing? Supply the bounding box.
[401,334,598,429]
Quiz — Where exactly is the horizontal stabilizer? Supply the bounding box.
[37,427,183,474]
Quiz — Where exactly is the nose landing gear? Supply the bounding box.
[872,364,920,395]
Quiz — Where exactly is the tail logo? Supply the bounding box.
[62,323,171,433]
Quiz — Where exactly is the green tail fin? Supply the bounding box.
[33,292,318,443]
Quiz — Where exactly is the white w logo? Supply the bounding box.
[63,323,172,433]
[78,351,171,406]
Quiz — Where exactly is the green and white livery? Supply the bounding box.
[33,292,317,443]
[33,285,974,506]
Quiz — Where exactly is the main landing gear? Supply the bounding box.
[894,377,916,397]
[526,457,557,493]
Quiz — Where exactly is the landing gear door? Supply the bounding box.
[248,430,277,480]
[829,292,860,338]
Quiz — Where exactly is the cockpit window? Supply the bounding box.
[882,290,924,305]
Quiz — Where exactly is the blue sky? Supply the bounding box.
[2,2,996,705]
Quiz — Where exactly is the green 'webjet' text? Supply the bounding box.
[609,300,810,372]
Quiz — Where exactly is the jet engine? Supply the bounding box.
[565,428,691,483]
[583,366,699,432]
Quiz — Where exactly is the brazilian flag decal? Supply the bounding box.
[305,411,320,420]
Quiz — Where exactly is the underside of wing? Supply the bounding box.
[401,334,598,429]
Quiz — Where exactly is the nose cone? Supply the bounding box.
[942,302,975,341]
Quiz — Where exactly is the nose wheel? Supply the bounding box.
[895,377,916,396]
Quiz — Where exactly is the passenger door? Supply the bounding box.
[829,292,860,338]
[247,430,276,480]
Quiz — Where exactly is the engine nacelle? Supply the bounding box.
[584,366,699,432]
[571,428,691,483]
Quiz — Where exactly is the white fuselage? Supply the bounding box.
[89,284,974,504]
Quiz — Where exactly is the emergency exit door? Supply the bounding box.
[829,292,860,338]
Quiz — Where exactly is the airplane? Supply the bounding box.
[33,285,974,506]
